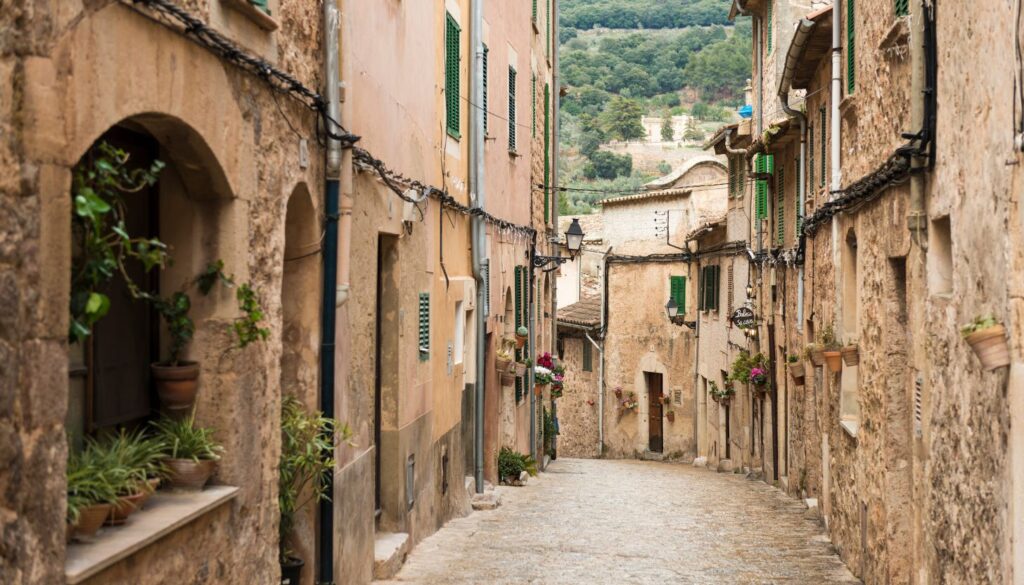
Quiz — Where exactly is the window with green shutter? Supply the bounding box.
[795,155,803,234]
[546,0,551,59]
[766,0,773,53]
[514,266,526,402]
[755,154,773,220]
[727,157,736,197]
[895,0,908,17]
[482,44,489,136]
[418,292,430,360]
[508,66,517,152]
[808,123,815,195]
[776,162,785,246]
[670,276,686,314]
[737,156,746,198]
[846,0,855,94]
[248,0,270,14]
[544,83,551,220]
[533,0,538,23]
[700,266,720,312]
[445,13,461,139]
[582,342,593,372]
[819,108,826,187]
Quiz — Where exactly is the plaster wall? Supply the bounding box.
[554,336,601,458]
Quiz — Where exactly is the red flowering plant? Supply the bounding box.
[536,352,555,370]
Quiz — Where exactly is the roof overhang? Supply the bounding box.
[778,7,833,95]
[729,0,764,21]
[748,117,799,156]
[704,123,753,156]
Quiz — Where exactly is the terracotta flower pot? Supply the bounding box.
[164,458,217,491]
[74,503,113,539]
[841,345,860,366]
[500,373,515,387]
[666,412,676,422]
[788,361,805,380]
[152,361,200,413]
[514,362,527,376]
[823,351,843,373]
[106,489,152,526]
[515,335,527,349]
[966,325,1010,371]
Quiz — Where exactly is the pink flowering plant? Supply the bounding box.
[750,367,768,386]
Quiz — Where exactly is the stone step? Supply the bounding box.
[641,450,665,461]
[372,532,409,581]
[471,490,501,510]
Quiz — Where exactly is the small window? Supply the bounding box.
[809,123,815,194]
[766,0,774,53]
[727,263,735,316]
[895,0,909,17]
[928,216,953,295]
[755,154,773,220]
[532,0,538,23]
[700,266,720,312]
[819,109,827,187]
[418,292,430,360]
[582,341,593,372]
[453,300,465,365]
[445,13,461,139]
[248,0,270,14]
[776,161,786,246]
[508,66,517,152]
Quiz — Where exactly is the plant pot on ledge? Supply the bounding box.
[965,324,1010,370]
[152,361,200,413]
[788,361,806,383]
[164,458,217,491]
[500,373,515,387]
[841,345,860,366]
[281,556,304,585]
[823,350,843,373]
[809,346,826,367]
[496,356,513,374]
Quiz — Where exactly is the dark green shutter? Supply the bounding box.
[583,342,592,372]
[533,0,538,23]
[756,154,773,220]
[418,292,430,360]
[794,157,802,237]
[514,266,523,402]
[767,0,773,53]
[482,44,489,135]
[738,157,746,198]
[508,66,517,151]
[776,163,785,246]
[895,0,908,17]
[671,276,686,314]
[847,0,855,94]
[546,0,550,59]
[819,109,826,187]
[809,123,815,195]
[249,0,270,14]
[727,157,736,197]
[544,83,550,221]
[445,14,461,138]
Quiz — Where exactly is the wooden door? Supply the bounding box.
[647,373,664,453]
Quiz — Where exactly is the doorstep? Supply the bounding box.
[65,485,239,584]
[373,532,410,580]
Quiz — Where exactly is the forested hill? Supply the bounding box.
[561,0,733,30]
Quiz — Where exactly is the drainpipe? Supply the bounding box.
[599,246,612,454]
[780,18,813,333]
[469,0,486,495]
[830,0,843,330]
[318,0,342,581]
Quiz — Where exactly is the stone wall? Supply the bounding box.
[554,336,601,458]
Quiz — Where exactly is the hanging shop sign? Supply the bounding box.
[730,306,757,329]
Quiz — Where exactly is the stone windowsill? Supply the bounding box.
[221,0,279,31]
[840,417,860,440]
[65,486,239,584]
[879,17,910,53]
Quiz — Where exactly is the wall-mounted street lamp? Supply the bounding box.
[534,218,585,272]
[665,297,696,329]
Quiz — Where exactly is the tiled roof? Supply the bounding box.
[643,155,727,191]
[599,189,691,207]
[557,295,602,328]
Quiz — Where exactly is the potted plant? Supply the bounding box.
[962,314,1010,370]
[708,380,721,403]
[279,395,351,585]
[841,342,860,366]
[806,343,826,367]
[750,367,769,389]
[787,354,805,384]
[709,380,735,404]
[515,326,529,349]
[660,394,671,405]
[151,415,224,490]
[496,341,514,373]
[613,386,623,399]
[94,429,167,526]
[820,325,843,373]
[515,359,528,377]
[66,447,119,541]
[666,410,676,422]
[620,392,639,411]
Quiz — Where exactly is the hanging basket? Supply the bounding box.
[841,345,860,366]
[810,347,826,367]
[496,356,512,373]
[515,334,528,349]
[666,411,676,422]
[514,362,527,376]
[500,373,515,387]
[823,350,843,373]
[965,324,1011,370]
[788,360,806,381]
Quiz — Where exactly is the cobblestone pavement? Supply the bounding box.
[377,458,858,585]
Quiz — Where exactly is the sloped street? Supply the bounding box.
[377,459,858,584]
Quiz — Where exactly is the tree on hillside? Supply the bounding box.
[683,117,705,142]
[660,115,674,142]
[584,151,633,180]
[598,97,645,141]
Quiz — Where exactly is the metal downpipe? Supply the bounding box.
[469,0,486,494]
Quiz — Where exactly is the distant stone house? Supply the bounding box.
[555,156,728,460]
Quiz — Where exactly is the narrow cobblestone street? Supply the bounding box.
[377,459,858,584]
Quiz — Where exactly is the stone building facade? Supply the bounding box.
[2,1,558,584]
[705,0,1024,582]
